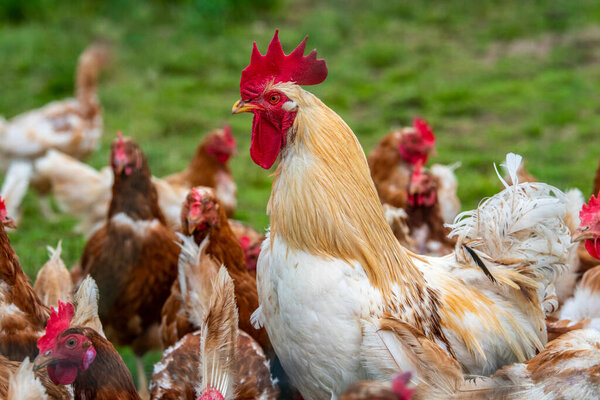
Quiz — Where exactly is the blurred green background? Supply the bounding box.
[1,0,600,388]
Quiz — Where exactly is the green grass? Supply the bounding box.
[1,0,600,389]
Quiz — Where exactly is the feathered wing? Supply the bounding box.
[71,275,105,337]
[0,161,33,225]
[375,317,462,399]
[7,358,49,400]
[197,266,238,399]
[33,241,73,308]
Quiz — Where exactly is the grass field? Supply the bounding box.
[1,0,600,389]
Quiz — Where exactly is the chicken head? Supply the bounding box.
[110,131,144,176]
[232,30,328,169]
[0,196,16,229]
[181,187,220,237]
[34,301,97,385]
[398,118,436,167]
[574,192,600,260]
[205,125,237,164]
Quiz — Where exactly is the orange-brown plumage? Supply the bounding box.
[79,135,180,360]
[161,188,270,354]
[368,130,412,209]
[164,126,237,216]
[0,212,50,362]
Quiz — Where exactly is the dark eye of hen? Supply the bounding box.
[66,337,78,348]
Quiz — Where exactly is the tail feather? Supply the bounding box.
[198,267,238,399]
[33,240,73,308]
[449,153,570,291]
[71,276,105,337]
[175,233,219,328]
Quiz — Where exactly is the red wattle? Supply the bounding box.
[48,362,78,385]
[585,239,600,260]
[250,114,283,169]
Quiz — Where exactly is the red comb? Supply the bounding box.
[222,124,232,139]
[0,196,6,211]
[239,235,251,251]
[580,193,600,226]
[37,301,75,353]
[191,187,203,202]
[413,118,435,147]
[117,130,125,147]
[392,372,415,400]
[240,29,328,100]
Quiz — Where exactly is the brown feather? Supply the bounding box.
[0,223,50,361]
[162,190,271,354]
[80,138,180,356]
[164,128,236,216]
[62,326,140,400]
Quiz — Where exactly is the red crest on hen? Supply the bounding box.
[37,300,75,353]
[580,193,600,227]
[240,29,328,100]
[413,118,435,148]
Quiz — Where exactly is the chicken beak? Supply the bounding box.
[232,99,261,114]
[187,219,197,235]
[2,216,17,230]
[33,351,56,371]
[572,226,595,243]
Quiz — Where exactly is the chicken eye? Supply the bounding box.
[66,338,78,348]
[268,94,280,104]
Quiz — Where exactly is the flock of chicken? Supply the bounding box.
[0,30,599,400]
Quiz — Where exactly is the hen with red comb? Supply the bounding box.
[575,193,600,260]
[37,301,74,356]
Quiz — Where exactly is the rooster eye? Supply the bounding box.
[66,338,78,348]
[268,94,280,104]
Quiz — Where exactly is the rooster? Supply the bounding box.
[160,187,270,354]
[232,31,571,398]
[152,261,278,399]
[0,196,51,362]
[79,133,180,394]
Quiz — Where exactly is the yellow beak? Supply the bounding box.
[232,99,261,114]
